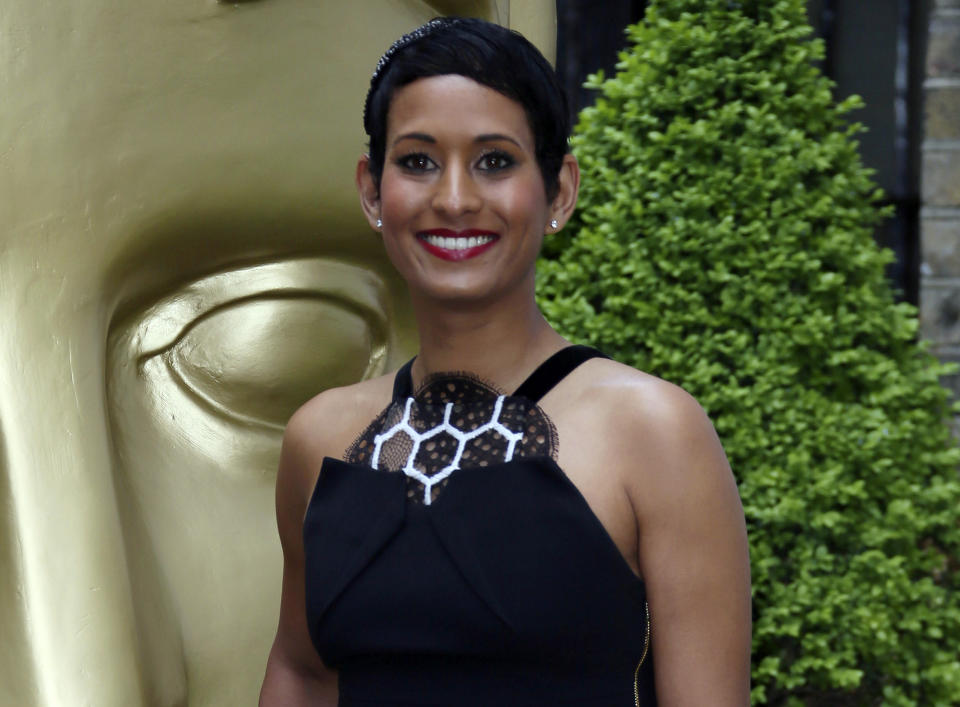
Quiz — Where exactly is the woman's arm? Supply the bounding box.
[260,408,338,706]
[622,382,752,706]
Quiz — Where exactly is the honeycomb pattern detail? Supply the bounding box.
[371,395,524,505]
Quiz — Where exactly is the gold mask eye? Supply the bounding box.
[115,257,390,432]
[166,294,379,429]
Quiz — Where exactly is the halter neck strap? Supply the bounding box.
[391,358,416,400]
[391,345,608,404]
[511,345,609,403]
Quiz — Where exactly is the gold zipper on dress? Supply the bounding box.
[633,601,651,706]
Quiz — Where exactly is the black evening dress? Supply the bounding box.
[303,346,656,706]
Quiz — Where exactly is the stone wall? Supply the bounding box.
[921,0,960,398]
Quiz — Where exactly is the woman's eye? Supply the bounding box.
[397,153,435,171]
[477,151,514,171]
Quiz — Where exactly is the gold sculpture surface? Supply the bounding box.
[0,1,554,704]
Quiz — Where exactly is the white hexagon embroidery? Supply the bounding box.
[370,395,524,505]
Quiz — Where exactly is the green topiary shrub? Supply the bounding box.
[537,1,960,704]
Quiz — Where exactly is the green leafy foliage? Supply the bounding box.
[537,0,960,703]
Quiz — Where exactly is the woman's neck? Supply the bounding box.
[408,290,568,393]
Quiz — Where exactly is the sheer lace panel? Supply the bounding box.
[345,373,557,504]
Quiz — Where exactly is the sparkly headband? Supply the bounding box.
[363,17,461,132]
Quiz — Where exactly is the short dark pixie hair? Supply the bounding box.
[363,17,571,200]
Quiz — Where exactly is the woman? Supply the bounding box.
[261,17,751,706]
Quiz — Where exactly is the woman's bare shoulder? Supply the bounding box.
[565,357,727,487]
[280,372,396,485]
[570,357,708,430]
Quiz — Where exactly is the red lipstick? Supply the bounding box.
[417,229,499,262]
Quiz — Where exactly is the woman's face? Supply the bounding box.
[376,74,556,307]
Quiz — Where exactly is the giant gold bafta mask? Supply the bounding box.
[0,2,554,705]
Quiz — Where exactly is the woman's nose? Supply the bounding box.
[430,164,482,216]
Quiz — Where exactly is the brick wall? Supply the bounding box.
[921,0,960,397]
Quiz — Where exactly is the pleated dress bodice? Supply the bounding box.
[303,347,656,706]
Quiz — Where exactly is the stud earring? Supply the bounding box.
[549,219,559,230]
[376,218,382,229]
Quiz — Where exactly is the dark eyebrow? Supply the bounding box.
[392,132,436,147]
[475,133,522,148]
[391,132,523,149]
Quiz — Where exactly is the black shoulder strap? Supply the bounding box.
[392,346,608,403]
[512,345,609,403]
[392,357,416,401]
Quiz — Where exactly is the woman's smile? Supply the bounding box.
[417,229,499,261]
